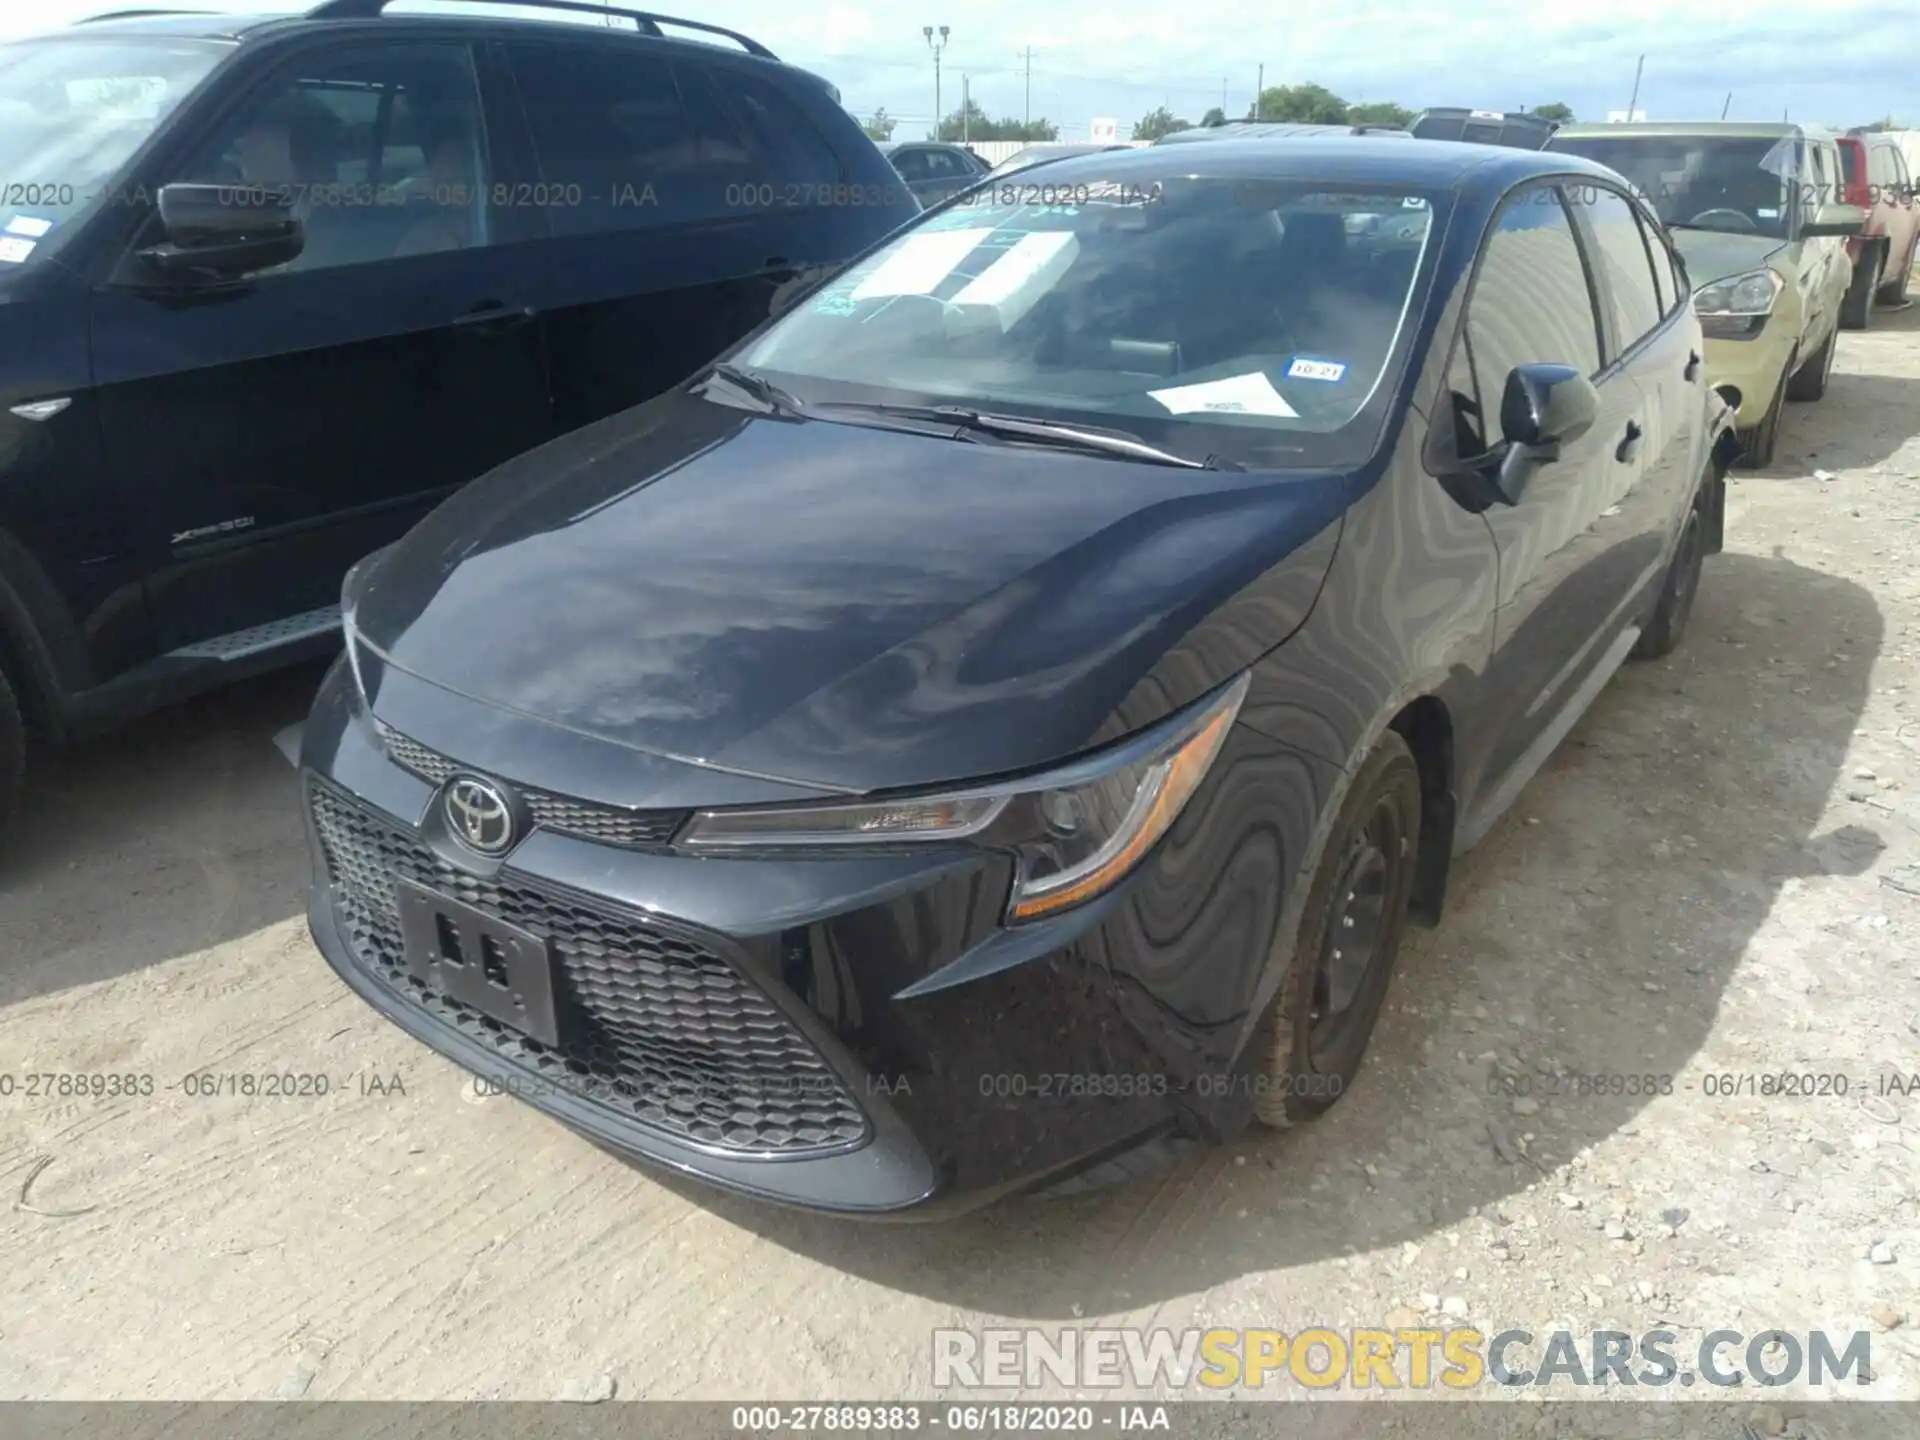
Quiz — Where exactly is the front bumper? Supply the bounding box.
[1702,326,1794,431]
[300,656,1327,1217]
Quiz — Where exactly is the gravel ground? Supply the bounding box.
[3,305,1919,1421]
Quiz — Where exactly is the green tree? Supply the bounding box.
[1348,100,1415,128]
[1529,101,1575,123]
[1132,105,1192,141]
[1199,106,1227,128]
[936,101,1058,142]
[863,108,897,142]
[1248,82,1348,124]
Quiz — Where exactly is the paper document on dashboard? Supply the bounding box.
[1147,372,1299,418]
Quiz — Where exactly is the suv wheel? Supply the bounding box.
[1255,730,1420,1129]
[0,662,25,845]
[1785,326,1836,403]
[1738,360,1790,468]
[1842,250,1882,329]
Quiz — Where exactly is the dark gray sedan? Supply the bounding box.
[879,141,990,206]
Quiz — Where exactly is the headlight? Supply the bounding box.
[676,672,1251,924]
[1693,268,1780,316]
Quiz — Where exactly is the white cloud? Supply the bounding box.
[4,0,1910,134]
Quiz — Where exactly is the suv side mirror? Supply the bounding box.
[139,182,304,278]
[1493,362,1599,504]
[1801,200,1867,238]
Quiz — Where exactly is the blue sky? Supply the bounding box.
[7,0,1913,139]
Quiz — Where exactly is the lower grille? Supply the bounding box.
[309,780,869,1156]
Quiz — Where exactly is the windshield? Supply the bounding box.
[1547,135,1797,239]
[0,36,225,265]
[737,175,1440,468]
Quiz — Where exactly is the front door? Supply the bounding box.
[90,38,552,656]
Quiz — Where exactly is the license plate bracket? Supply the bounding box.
[395,880,561,1048]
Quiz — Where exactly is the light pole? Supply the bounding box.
[923,25,949,139]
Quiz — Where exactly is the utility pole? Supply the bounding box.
[924,25,949,139]
[1221,76,1228,116]
[1021,46,1033,129]
[1626,53,1644,119]
[1721,92,1732,119]
[962,73,970,144]
[1255,63,1264,119]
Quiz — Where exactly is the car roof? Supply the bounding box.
[47,5,790,67]
[992,133,1622,189]
[1554,120,1840,141]
[1159,122,1410,144]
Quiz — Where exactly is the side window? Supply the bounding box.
[890,148,931,182]
[1579,187,1665,354]
[923,149,965,180]
[714,68,844,189]
[1634,207,1671,314]
[1446,186,1603,456]
[173,43,491,273]
[1895,147,1915,201]
[507,42,738,234]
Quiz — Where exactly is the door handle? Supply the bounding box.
[1615,420,1643,464]
[1684,350,1702,382]
[452,301,536,333]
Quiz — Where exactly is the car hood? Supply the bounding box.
[349,389,1348,795]
[1669,228,1789,288]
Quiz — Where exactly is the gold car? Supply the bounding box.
[1548,122,1865,466]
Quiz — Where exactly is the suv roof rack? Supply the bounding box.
[74,8,219,21]
[304,0,778,59]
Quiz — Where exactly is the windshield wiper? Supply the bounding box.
[704,362,806,416]
[813,402,1237,470]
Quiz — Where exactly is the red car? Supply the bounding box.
[1838,131,1920,327]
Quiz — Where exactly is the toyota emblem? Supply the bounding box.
[444,776,516,856]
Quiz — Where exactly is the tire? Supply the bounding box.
[1737,359,1790,468]
[1841,250,1881,330]
[1632,487,1707,661]
[1255,729,1421,1129]
[0,663,24,847]
[1876,247,1912,305]
[1785,325,1836,403]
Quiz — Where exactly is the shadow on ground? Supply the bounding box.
[0,658,330,1005]
[688,547,1881,1316]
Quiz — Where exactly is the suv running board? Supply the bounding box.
[164,604,343,662]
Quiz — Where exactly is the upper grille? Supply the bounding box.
[310,780,870,1157]
[376,721,688,850]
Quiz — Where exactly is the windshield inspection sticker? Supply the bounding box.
[1148,372,1299,418]
[0,237,36,264]
[4,216,52,239]
[1286,356,1348,383]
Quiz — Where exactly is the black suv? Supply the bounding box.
[0,0,915,839]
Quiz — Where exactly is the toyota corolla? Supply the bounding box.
[300,139,1736,1217]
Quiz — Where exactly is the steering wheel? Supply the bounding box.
[1686,208,1758,234]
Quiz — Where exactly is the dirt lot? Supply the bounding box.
[4,307,1920,1414]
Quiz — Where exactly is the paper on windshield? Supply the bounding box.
[849,228,991,302]
[944,232,1079,335]
[1148,372,1299,418]
[0,237,35,264]
[4,216,52,239]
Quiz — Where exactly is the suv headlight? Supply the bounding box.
[676,672,1250,924]
[1694,268,1780,340]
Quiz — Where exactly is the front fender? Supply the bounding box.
[1703,388,1739,555]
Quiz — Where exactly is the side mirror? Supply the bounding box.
[139,182,304,279]
[1801,200,1867,238]
[1491,363,1599,504]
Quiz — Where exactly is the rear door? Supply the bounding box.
[1568,183,1703,610]
[495,37,851,433]
[90,37,552,657]
[1453,182,1651,815]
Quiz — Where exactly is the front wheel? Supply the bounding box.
[0,663,24,847]
[1255,730,1420,1128]
[1737,360,1790,469]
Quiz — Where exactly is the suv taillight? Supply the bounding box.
[1838,139,1872,208]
